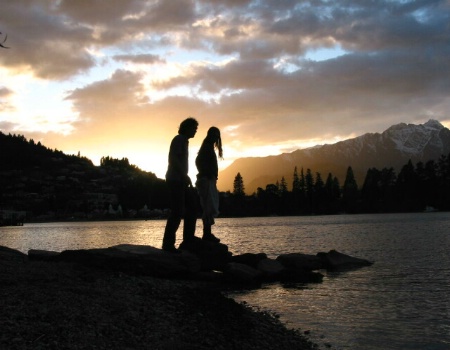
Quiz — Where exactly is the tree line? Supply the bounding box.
[2,131,450,219]
[219,154,450,216]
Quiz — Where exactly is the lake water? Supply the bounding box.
[1,213,449,350]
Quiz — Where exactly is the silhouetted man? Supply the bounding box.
[162,117,199,253]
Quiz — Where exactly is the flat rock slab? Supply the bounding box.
[0,246,27,261]
[29,244,202,278]
[179,237,231,271]
[223,262,263,287]
[317,249,373,270]
[276,253,323,271]
[3,244,374,288]
[231,252,268,268]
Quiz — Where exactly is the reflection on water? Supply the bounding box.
[1,213,450,350]
[0,220,168,253]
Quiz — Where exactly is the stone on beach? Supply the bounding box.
[257,258,285,282]
[0,245,319,350]
[317,249,374,270]
[276,253,323,271]
[230,252,268,268]
[178,236,231,271]
[223,262,264,286]
[23,243,373,286]
[30,244,202,278]
[0,245,27,261]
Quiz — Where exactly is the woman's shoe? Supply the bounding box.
[162,245,181,254]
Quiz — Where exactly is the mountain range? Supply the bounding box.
[217,119,450,194]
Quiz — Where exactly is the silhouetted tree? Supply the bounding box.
[264,183,280,215]
[313,172,325,213]
[416,160,439,210]
[277,176,292,214]
[437,154,450,210]
[373,167,396,212]
[396,160,420,211]
[279,176,288,194]
[361,168,382,213]
[233,172,245,196]
[342,166,359,213]
[292,166,300,191]
[324,173,340,214]
[291,166,303,214]
[305,169,314,214]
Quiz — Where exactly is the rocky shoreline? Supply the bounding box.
[1,242,373,350]
[1,246,319,350]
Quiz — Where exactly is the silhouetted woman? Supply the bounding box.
[195,127,223,243]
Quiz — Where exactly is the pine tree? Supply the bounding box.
[233,172,245,196]
[332,176,341,199]
[396,159,420,211]
[342,166,359,213]
[324,173,340,214]
[437,154,450,210]
[305,169,314,213]
[299,167,306,195]
[313,172,325,213]
[279,176,288,194]
[292,166,303,214]
[292,166,301,192]
[361,168,382,212]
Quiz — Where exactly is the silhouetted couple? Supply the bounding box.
[162,117,223,253]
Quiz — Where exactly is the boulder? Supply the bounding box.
[2,244,374,289]
[280,269,324,284]
[257,258,285,282]
[276,253,323,272]
[28,249,60,261]
[317,249,373,270]
[55,244,201,278]
[0,245,28,262]
[231,252,268,268]
[178,237,231,271]
[223,262,263,287]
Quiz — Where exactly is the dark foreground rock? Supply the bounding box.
[1,243,373,349]
[0,246,318,350]
[28,242,373,287]
[317,249,374,270]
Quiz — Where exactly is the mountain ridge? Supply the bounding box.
[217,119,450,193]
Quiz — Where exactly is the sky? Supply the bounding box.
[1,0,450,182]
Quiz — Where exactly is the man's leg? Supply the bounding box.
[162,181,184,250]
[183,187,198,241]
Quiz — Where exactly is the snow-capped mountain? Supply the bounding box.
[217,120,450,193]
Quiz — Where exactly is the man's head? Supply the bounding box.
[179,117,199,138]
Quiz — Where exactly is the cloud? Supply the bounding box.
[1,0,450,176]
[113,54,166,64]
[0,86,15,112]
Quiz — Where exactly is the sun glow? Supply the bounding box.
[0,70,79,135]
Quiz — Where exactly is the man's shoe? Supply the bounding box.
[182,236,201,243]
[162,246,182,254]
[202,234,220,243]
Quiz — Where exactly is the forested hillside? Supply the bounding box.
[218,157,450,217]
[2,131,450,222]
[0,132,168,221]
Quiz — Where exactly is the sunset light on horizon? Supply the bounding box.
[1,1,450,182]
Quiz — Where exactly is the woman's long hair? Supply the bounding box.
[204,126,223,159]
